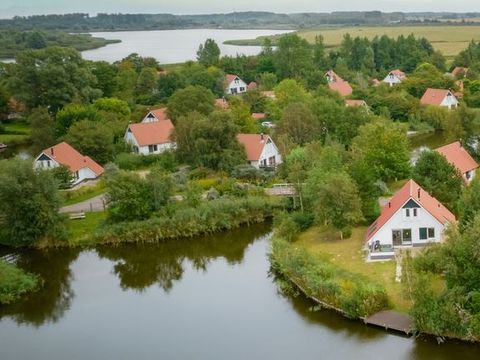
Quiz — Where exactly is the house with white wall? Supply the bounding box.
[436,141,479,184]
[124,108,175,155]
[365,179,456,261]
[383,69,406,86]
[225,74,247,95]
[325,69,352,97]
[420,89,459,109]
[34,142,104,186]
[237,133,282,169]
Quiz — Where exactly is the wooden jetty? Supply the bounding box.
[364,310,413,335]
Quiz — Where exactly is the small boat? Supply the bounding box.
[0,143,7,151]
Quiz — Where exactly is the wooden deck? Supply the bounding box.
[364,310,413,335]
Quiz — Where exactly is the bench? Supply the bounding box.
[69,212,86,220]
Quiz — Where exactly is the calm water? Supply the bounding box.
[1,224,478,360]
[81,29,291,64]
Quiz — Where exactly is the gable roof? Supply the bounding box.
[237,134,271,161]
[346,99,367,107]
[452,67,468,77]
[420,88,456,106]
[436,141,479,175]
[248,81,258,90]
[389,69,406,79]
[325,70,344,83]
[328,81,353,97]
[128,120,174,147]
[39,142,104,176]
[366,179,456,242]
[225,74,240,85]
[145,108,168,122]
[252,112,266,120]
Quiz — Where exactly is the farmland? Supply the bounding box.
[225,25,480,56]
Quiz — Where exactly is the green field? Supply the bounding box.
[226,25,480,57]
[0,121,31,144]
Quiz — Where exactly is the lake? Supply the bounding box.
[0,224,478,360]
[81,29,291,64]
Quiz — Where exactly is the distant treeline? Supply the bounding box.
[2,12,480,32]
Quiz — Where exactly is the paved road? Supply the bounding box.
[60,194,107,213]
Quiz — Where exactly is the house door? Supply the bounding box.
[392,230,402,246]
[392,229,412,246]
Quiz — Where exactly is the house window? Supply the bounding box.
[239,87,245,92]
[148,145,158,153]
[466,171,472,180]
[419,227,435,240]
[413,208,417,217]
[406,208,410,217]
[47,160,51,168]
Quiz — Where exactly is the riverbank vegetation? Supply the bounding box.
[0,260,39,304]
[0,30,119,59]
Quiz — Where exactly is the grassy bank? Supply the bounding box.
[0,260,39,304]
[270,231,390,319]
[49,196,279,247]
[60,181,105,206]
[0,121,31,145]
[225,25,480,56]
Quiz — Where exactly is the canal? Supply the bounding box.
[0,223,478,359]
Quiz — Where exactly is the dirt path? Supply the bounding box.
[60,194,106,213]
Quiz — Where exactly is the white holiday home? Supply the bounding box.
[365,179,456,261]
[436,141,479,184]
[237,133,282,169]
[225,74,247,95]
[124,107,175,155]
[34,142,104,186]
[383,69,406,87]
[420,89,459,109]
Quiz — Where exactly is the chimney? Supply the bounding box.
[388,202,391,208]
[260,133,264,142]
[50,147,54,156]
[417,188,421,199]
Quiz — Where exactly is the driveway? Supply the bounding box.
[60,194,107,213]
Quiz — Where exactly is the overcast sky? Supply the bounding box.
[1,0,479,18]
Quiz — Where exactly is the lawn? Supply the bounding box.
[0,121,31,144]
[296,225,412,312]
[226,25,480,57]
[66,211,107,246]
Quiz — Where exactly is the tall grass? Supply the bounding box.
[92,196,276,245]
[270,236,389,319]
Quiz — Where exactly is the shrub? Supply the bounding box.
[0,260,39,304]
[290,211,315,231]
[115,152,177,171]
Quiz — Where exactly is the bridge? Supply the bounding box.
[265,183,296,196]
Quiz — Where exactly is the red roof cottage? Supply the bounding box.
[436,141,479,183]
[34,142,104,186]
[237,133,282,169]
[420,89,459,109]
[366,179,455,261]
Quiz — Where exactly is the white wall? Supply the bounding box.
[368,201,446,250]
[440,93,459,109]
[226,78,247,95]
[125,127,176,155]
[383,73,402,86]
[34,156,98,185]
[258,138,282,168]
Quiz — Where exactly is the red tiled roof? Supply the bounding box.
[237,134,270,161]
[420,88,454,106]
[248,81,258,90]
[225,74,239,85]
[147,108,169,121]
[325,70,344,82]
[366,179,456,242]
[128,120,174,147]
[252,113,266,120]
[436,141,479,175]
[215,98,229,110]
[389,69,406,79]
[452,67,468,77]
[40,142,104,176]
[346,99,367,107]
[328,81,353,97]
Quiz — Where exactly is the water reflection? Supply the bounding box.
[0,248,80,326]
[96,224,270,292]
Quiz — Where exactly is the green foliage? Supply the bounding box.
[55,103,98,137]
[0,158,66,246]
[276,102,319,146]
[196,38,220,67]
[115,151,177,171]
[270,236,389,318]
[352,119,411,181]
[173,111,246,171]
[275,34,313,79]
[92,97,131,116]
[93,196,276,244]
[51,165,74,189]
[403,63,454,98]
[228,97,257,133]
[28,107,56,154]
[0,260,39,304]
[231,164,272,184]
[274,212,300,242]
[413,150,463,211]
[64,120,115,164]
[458,177,480,232]
[9,47,101,112]
[167,85,216,121]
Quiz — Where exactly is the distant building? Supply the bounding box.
[365,180,456,261]
[237,133,282,169]
[372,78,381,87]
[383,69,406,87]
[215,98,229,110]
[248,81,258,90]
[325,70,343,83]
[325,69,353,97]
[451,66,468,78]
[252,112,266,120]
[260,91,276,99]
[125,108,175,155]
[34,142,104,185]
[225,74,247,95]
[436,141,479,183]
[345,99,368,108]
[420,88,459,109]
